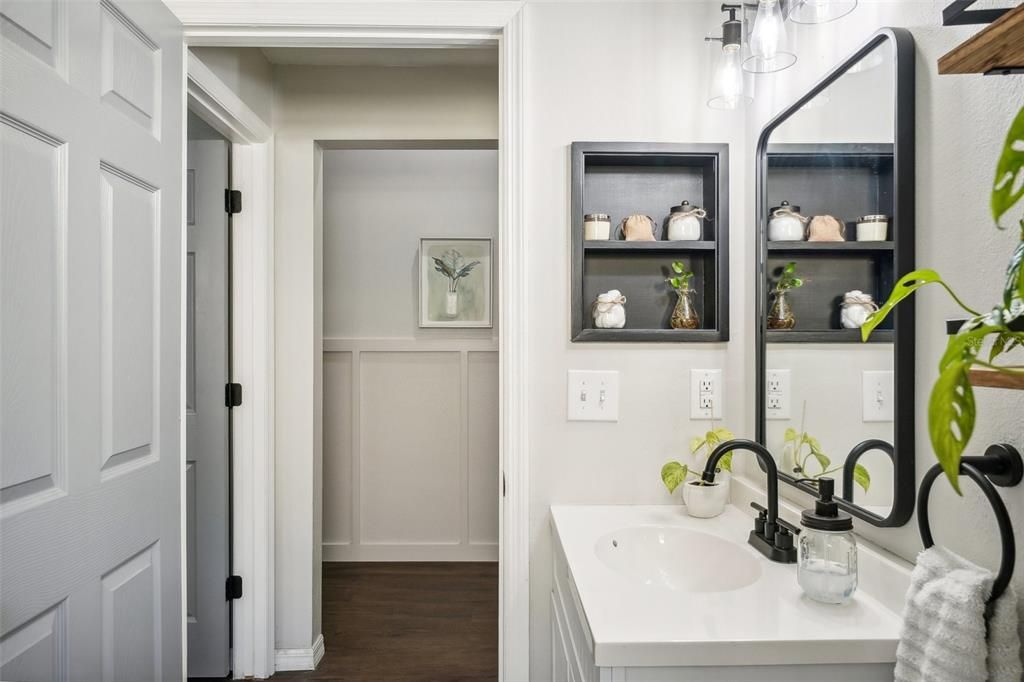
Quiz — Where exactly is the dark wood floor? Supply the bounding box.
[274,562,498,682]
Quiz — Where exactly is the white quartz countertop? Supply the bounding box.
[550,504,903,668]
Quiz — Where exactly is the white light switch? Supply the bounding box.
[567,370,619,421]
[690,369,723,420]
[863,370,894,422]
[766,369,791,420]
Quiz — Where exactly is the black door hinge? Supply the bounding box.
[225,383,242,408]
[226,575,243,600]
[225,189,242,214]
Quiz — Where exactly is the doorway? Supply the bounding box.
[186,111,232,679]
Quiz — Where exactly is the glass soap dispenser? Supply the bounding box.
[798,477,858,605]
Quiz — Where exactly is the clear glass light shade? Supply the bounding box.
[788,0,857,24]
[743,0,797,74]
[708,44,750,110]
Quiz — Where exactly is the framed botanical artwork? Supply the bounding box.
[419,238,493,328]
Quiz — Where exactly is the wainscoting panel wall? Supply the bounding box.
[321,148,499,563]
[322,340,498,561]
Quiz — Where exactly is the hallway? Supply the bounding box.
[275,563,498,681]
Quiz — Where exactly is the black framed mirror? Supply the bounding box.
[755,28,916,527]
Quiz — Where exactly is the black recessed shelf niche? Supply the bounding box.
[570,142,730,342]
[763,143,902,343]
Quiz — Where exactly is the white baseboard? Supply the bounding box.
[274,633,325,672]
[322,542,498,562]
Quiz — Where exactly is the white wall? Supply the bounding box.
[321,148,499,561]
[273,64,497,651]
[190,47,275,126]
[522,3,750,678]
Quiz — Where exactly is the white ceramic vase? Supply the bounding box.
[445,291,459,317]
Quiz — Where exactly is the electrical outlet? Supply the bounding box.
[766,369,790,420]
[690,369,723,420]
[567,370,620,421]
[863,370,894,422]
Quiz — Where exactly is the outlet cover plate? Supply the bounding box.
[766,369,791,420]
[690,369,723,420]
[567,370,620,422]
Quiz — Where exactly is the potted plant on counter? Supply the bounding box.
[661,425,735,518]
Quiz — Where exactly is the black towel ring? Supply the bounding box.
[917,444,1022,609]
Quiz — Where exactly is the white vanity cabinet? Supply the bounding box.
[550,505,902,682]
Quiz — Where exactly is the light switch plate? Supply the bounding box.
[567,370,619,422]
[863,370,894,422]
[766,369,791,420]
[690,369,723,420]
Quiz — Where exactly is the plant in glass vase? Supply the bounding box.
[666,260,700,329]
[768,261,803,329]
[861,105,1024,493]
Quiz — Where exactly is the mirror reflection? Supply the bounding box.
[761,39,898,518]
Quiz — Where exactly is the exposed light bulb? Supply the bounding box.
[709,44,746,110]
[750,0,784,60]
[743,0,797,74]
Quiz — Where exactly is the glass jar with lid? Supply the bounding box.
[798,477,858,605]
[768,201,808,241]
[666,201,706,241]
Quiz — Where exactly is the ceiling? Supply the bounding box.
[259,46,498,68]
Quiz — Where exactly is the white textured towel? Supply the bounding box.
[895,546,1022,682]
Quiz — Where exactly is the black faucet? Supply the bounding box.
[842,439,894,503]
[702,438,800,563]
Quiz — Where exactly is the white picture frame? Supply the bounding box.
[419,237,493,328]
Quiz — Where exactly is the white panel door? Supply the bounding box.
[0,1,184,680]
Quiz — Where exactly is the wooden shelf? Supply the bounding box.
[766,329,894,344]
[969,368,1024,390]
[584,240,716,252]
[767,241,894,252]
[939,3,1024,75]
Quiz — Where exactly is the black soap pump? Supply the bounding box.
[797,478,859,605]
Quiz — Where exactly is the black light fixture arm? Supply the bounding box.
[703,439,798,563]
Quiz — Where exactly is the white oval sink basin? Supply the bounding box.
[594,526,762,592]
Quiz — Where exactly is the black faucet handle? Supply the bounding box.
[776,517,801,535]
[750,501,768,518]
[749,502,767,535]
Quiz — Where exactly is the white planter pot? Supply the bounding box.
[683,478,729,519]
[445,291,459,317]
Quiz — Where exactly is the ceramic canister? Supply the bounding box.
[768,201,807,241]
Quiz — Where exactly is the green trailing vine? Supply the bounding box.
[862,105,1024,494]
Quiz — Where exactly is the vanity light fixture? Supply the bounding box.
[744,0,797,73]
[787,0,857,25]
[705,4,751,110]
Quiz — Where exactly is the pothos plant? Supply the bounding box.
[661,425,735,493]
[432,249,480,294]
[773,261,804,295]
[862,105,1024,494]
[665,261,695,292]
[785,428,870,493]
